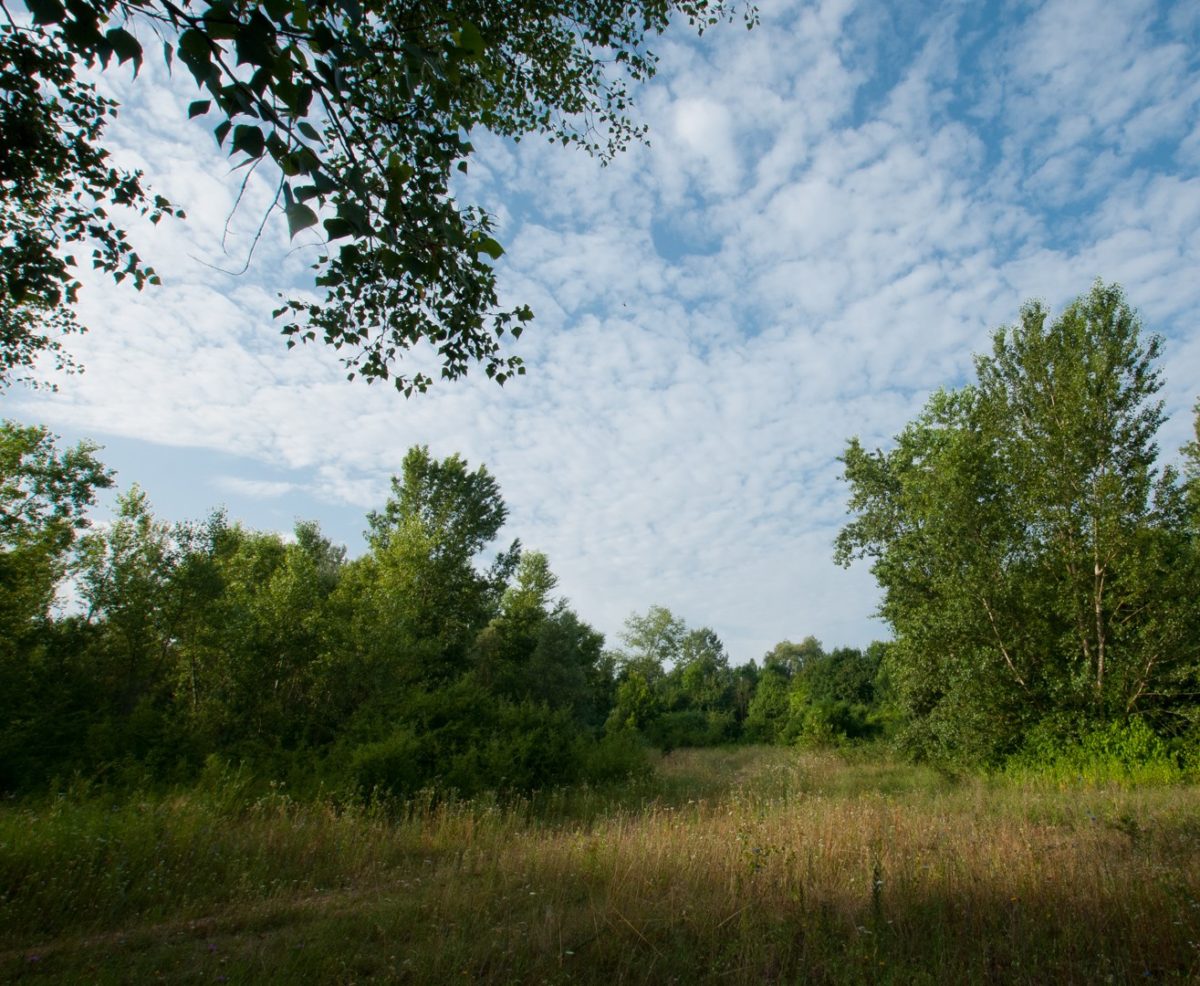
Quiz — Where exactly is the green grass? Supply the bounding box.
[3,747,1200,983]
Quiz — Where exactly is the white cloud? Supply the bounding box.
[212,477,299,499]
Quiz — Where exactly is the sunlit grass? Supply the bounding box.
[3,747,1199,983]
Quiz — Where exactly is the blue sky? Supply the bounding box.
[7,0,1200,664]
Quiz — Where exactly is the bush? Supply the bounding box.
[457,701,583,793]
[348,728,428,799]
[788,701,884,749]
[1008,716,1186,785]
[346,688,593,800]
[643,709,735,751]
[582,726,652,783]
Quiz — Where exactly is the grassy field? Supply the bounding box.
[3,747,1200,984]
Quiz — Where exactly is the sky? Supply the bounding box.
[7,0,1200,664]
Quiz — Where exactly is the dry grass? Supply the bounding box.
[3,747,1199,983]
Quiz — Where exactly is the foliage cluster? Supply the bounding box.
[603,616,897,753]
[2,0,753,392]
[0,428,898,799]
[838,282,1200,770]
[3,285,1199,794]
[0,439,654,796]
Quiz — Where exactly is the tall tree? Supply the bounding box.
[474,550,608,725]
[1184,398,1200,521]
[3,0,754,392]
[836,283,1198,762]
[0,422,111,787]
[617,604,684,681]
[762,636,823,679]
[674,626,732,711]
[75,486,178,722]
[0,421,111,649]
[360,446,517,685]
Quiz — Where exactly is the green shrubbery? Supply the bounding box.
[1007,716,1190,785]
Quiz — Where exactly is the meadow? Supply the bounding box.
[3,747,1199,984]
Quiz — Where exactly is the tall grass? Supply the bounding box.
[3,747,1199,983]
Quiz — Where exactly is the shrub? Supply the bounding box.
[582,726,652,783]
[1008,715,1185,785]
[643,709,735,751]
[348,728,428,799]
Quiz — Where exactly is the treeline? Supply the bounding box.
[605,612,892,750]
[4,282,1198,795]
[0,433,890,798]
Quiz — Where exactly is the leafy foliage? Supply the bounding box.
[836,283,1200,764]
[0,422,113,787]
[0,438,652,795]
[0,421,112,645]
[0,25,183,388]
[3,0,754,392]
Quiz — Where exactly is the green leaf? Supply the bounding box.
[263,0,291,24]
[280,152,303,177]
[266,130,289,159]
[232,124,266,159]
[477,237,504,260]
[188,100,212,118]
[203,10,242,40]
[213,120,232,147]
[105,27,143,71]
[323,217,355,240]
[26,0,66,25]
[235,11,277,67]
[178,28,211,62]
[456,21,484,56]
[285,202,319,238]
[177,29,215,85]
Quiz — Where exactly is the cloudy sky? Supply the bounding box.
[8,0,1200,663]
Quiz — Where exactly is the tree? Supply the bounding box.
[674,626,732,711]
[181,519,347,750]
[474,549,556,695]
[743,663,788,742]
[0,24,182,388]
[3,0,754,393]
[0,422,111,787]
[74,486,178,733]
[0,421,112,648]
[836,283,1199,763]
[762,636,823,679]
[1184,399,1200,521]
[474,551,609,726]
[359,446,517,685]
[616,604,683,681]
[790,645,884,744]
[609,607,741,747]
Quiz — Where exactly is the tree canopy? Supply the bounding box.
[0,421,112,648]
[836,283,1200,764]
[1,0,754,392]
